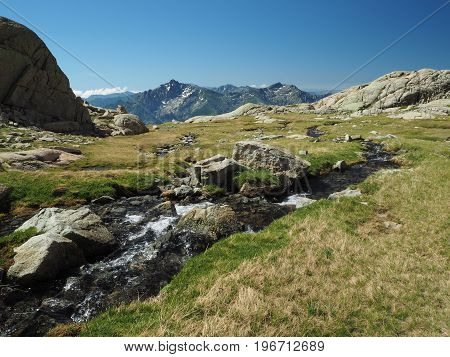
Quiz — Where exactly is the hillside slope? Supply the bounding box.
[46,112,448,337]
[314,69,450,112]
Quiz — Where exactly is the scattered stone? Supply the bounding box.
[0,184,11,210]
[116,105,127,114]
[39,298,75,318]
[149,201,177,217]
[39,136,55,142]
[0,148,82,170]
[383,221,402,230]
[49,146,82,155]
[286,134,308,140]
[328,188,362,199]
[91,196,116,205]
[298,150,308,156]
[173,185,195,199]
[221,194,294,231]
[332,160,348,171]
[256,134,284,141]
[344,134,363,142]
[7,232,86,285]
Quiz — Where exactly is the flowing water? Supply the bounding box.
[0,142,397,336]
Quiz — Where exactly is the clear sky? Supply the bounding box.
[1,0,449,95]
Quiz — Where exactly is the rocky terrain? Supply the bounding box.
[0,16,448,339]
[86,80,322,124]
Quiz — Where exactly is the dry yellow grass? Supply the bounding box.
[82,148,450,336]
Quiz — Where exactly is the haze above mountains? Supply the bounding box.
[86,80,326,124]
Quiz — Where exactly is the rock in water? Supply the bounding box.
[190,154,246,191]
[17,207,116,259]
[7,232,85,285]
[0,17,95,134]
[232,141,310,192]
[177,204,242,242]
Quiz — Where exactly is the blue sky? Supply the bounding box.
[1,0,449,95]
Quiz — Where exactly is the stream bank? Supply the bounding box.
[0,142,397,336]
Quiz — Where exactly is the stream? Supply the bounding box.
[0,142,398,336]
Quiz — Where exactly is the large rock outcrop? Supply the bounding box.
[314,69,450,112]
[0,17,95,134]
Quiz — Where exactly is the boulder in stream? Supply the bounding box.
[232,141,310,193]
[17,207,116,259]
[7,232,85,285]
[176,204,242,242]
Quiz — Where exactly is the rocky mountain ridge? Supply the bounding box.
[186,69,450,123]
[86,80,322,124]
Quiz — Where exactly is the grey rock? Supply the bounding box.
[0,17,95,134]
[111,114,149,136]
[0,148,82,170]
[91,196,116,205]
[315,69,450,112]
[149,201,177,217]
[232,141,310,192]
[332,160,348,171]
[177,204,242,241]
[190,154,246,191]
[173,185,194,198]
[7,232,86,285]
[328,188,362,199]
[17,207,116,259]
[0,183,11,207]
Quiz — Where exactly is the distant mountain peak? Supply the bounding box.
[268,82,284,89]
[87,80,324,124]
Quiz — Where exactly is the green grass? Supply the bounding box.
[234,169,280,187]
[0,227,39,268]
[202,184,226,197]
[0,171,169,210]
